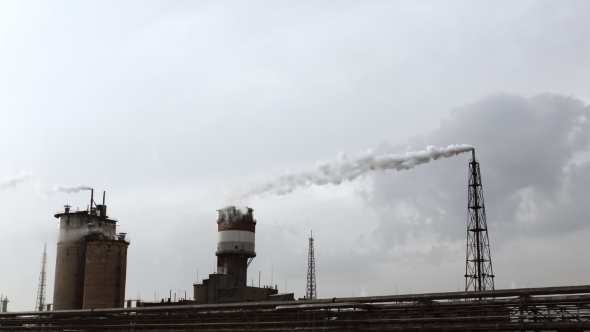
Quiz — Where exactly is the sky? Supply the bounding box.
[1,0,590,311]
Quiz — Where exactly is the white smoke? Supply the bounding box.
[0,171,95,197]
[360,288,368,297]
[0,172,37,190]
[245,144,474,197]
[47,184,93,195]
[236,205,250,215]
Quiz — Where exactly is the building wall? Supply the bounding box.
[218,286,277,303]
[53,212,90,310]
[194,283,208,304]
[217,230,255,254]
[53,242,87,310]
[82,240,128,309]
[216,255,248,287]
[194,273,278,304]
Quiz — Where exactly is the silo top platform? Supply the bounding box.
[54,207,117,223]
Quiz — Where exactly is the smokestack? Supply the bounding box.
[90,189,94,214]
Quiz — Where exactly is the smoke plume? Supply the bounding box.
[0,171,94,196]
[245,144,473,197]
[47,185,93,195]
[0,172,37,190]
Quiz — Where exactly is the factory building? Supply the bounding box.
[53,191,129,310]
[193,206,278,303]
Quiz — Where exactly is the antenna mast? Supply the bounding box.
[36,243,48,311]
[305,231,317,300]
[465,150,495,291]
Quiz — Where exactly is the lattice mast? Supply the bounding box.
[36,243,48,311]
[305,231,317,300]
[465,149,495,291]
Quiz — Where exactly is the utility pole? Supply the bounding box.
[36,243,48,311]
[305,231,317,300]
[465,150,495,291]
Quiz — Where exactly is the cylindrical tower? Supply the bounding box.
[53,207,93,310]
[83,236,129,309]
[216,206,256,288]
[52,191,125,310]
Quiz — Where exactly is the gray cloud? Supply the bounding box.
[368,93,590,248]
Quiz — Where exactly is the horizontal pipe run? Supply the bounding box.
[3,284,590,318]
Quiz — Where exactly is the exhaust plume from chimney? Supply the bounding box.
[0,172,37,190]
[47,185,93,195]
[244,144,473,197]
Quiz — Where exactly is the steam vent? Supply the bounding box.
[53,190,129,310]
[194,206,278,303]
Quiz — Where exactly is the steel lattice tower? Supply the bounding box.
[36,243,47,311]
[465,150,495,291]
[305,231,317,300]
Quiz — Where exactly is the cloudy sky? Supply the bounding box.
[1,1,589,310]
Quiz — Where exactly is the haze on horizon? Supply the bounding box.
[1,0,589,311]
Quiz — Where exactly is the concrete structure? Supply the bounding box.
[83,236,128,309]
[194,274,277,303]
[52,191,129,310]
[216,206,256,287]
[268,293,295,301]
[0,296,7,313]
[193,206,278,304]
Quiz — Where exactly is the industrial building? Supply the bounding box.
[193,206,278,304]
[52,190,129,310]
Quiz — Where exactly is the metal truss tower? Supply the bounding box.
[465,150,495,291]
[305,231,317,300]
[36,243,48,311]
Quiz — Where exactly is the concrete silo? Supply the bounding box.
[52,190,129,310]
[83,235,129,309]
